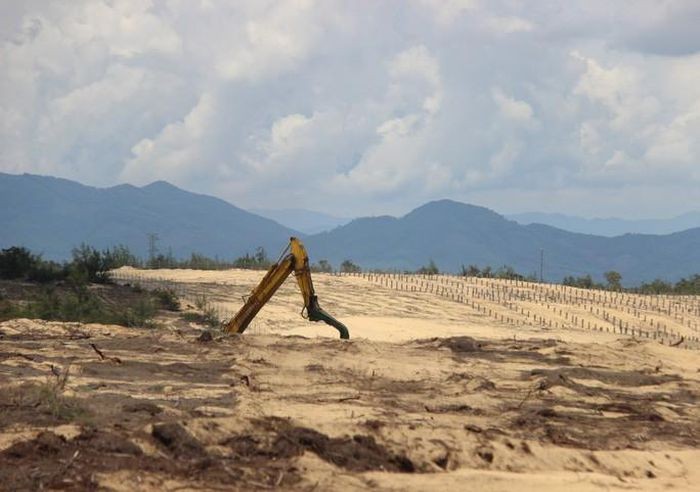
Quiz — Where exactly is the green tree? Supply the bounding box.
[562,274,596,289]
[0,246,37,279]
[461,264,480,277]
[312,259,333,273]
[637,278,673,294]
[71,244,112,283]
[604,271,622,290]
[340,259,361,273]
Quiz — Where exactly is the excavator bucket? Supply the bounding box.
[307,295,350,339]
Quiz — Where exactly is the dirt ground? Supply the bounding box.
[1,269,699,491]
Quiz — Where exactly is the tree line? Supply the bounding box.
[3,244,700,295]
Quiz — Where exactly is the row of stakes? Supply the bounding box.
[337,272,699,349]
[110,270,699,349]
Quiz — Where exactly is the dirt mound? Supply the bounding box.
[281,426,414,473]
[222,419,415,473]
[152,422,205,457]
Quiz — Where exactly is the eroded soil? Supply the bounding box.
[1,314,699,491]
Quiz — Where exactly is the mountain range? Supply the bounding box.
[2,172,700,285]
[508,211,700,237]
[0,173,296,261]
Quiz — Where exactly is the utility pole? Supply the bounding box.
[147,233,159,263]
[539,249,544,283]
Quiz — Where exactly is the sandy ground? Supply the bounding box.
[1,268,699,491]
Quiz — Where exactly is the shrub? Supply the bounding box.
[416,260,439,275]
[27,260,68,283]
[120,298,156,327]
[153,288,180,311]
[311,259,333,273]
[340,259,361,273]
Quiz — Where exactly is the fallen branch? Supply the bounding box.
[90,343,105,360]
[89,343,122,364]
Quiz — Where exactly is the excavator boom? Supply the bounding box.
[224,238,349,339]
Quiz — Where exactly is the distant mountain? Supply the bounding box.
[508,211,700,236]
[3,173,700,285]
[250,208,351,234]
[306,200,700,285]
[0,173,299,261]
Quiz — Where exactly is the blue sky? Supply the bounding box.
[1,0,699,218]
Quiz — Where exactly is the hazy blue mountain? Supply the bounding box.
[508,211,700,236]
[306,200,700,285]
[250,208,351,234]
[3,173,700,285]
[0,173,299,261]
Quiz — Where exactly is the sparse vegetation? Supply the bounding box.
[340,259,361,273]
[232,247,272,270]
[460,264,536,281]
[145,245,273,270]
[181,308,220,328]
[153,287,181,311]
[561,272,700,295]
[311,259,333,273]
[0,283,160,328]
[186,293,220,327]
[416,260,439,275]
[0,365,89,424]
[120,298,158,328]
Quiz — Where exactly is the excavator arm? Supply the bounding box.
[224,237,350,339]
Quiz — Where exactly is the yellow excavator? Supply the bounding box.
[224,237,349,339]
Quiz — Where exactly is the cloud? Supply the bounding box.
[1,0,700,218]
[332,45,445,195]
[214,1,322,81]
[491,88,536,127]
[121,91,216,184]
[620,1,700,56]
[418,0,478,26]
[482,15,534,34]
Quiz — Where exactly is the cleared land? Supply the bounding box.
[1,268,699,491]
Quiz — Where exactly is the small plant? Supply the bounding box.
[3,365,90,422]
[120,298,156,327]
[153,288,180,311]
[181,296,220,328]
[202,305,221,327]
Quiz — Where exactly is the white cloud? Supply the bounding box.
[332,45,445,195]
[482,15,534,34]
[121,92,217,183]
[214,0,325,82]
[2,0,700,217]
[419,0,478,26]
[491,88,536,127]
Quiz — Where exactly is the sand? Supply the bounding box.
[0,268,698,490]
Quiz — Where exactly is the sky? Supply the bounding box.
[1,0,699,219]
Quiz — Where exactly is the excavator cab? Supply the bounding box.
[224,237,350,339]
